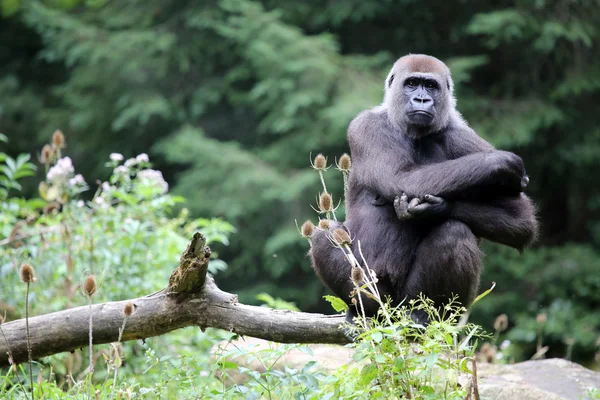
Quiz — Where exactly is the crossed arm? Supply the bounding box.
[348,115,538,250]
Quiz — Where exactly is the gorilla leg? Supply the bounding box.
[404,220,482,321]
[310,222,389,320]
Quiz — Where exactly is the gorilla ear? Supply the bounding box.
[388,74,395,88]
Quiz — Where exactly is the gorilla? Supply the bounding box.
[310,54,538,323]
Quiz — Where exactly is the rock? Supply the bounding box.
[477,358,600,400]
[219,338,600,399]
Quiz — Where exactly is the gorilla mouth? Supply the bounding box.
[409,110,434,118]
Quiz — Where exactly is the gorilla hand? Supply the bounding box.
[490,151,529,194]
[394,193,450,221]
[521,174,530,191]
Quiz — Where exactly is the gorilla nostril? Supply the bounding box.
[412,96,432,105]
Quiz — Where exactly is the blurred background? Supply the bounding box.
[1,0,599,367]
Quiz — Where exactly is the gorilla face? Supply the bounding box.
[403,76,441,127]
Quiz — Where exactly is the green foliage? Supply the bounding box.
[256,293,300,312]
[1,0,599,366]
[323,295,348,313]
[0,152,36,200]
[0,135,235,390]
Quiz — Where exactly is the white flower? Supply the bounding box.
[114,166,129,175]
[124,158,136,168]
[94,197,106,206]
[136,153,149,163]
[77,200,85,208]
[101,182,111,192]
[110,153,124,162]
[137,169,168,194]
[68,174,85,187]
[47,157,75,183]
[500,340,511,350]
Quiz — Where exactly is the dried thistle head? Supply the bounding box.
[20,263,36,283]
[84,275,97,297]
[313,153,327,170]
[480,342,496,363]
[318,219,330,230]
[40,144,53,164]
[536,313,547,325]
[351,266,364,284]
[123,302,134,316]
[319,192,333,213]
[338,153,351,171]
[494,313,508,332]
[351,297,357,306]
[332,228,351,246]
[52,129,65,148]
[301,220,314,238]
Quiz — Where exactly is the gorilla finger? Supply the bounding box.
[521,175,530,190]
[394,195,411,220]
[423,194,443,204]
[408,198,421,209]
[408,203,431,214]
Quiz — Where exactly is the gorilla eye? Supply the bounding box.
[424,80,438,90]
[388,74,395,87]
[405,78,418,88]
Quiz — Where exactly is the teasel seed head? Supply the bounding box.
[351,266,364,284]
[494,313,508,332]
[313,153,327,170]
[84,275,97,297]
[318,219,330,230]
[20,263,36,283]
[301,220,314,238]
[332,228,351,246]
[536,313,547,325]
[52,129,65,148]
[319,192,333,213]
[338,153,351,171]
[123,302,134,316]
[40,144,53,164]
[480,342,496,363]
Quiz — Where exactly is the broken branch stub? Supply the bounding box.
[168,232,212,293]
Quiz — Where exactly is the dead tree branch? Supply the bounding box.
[0,233,348,368]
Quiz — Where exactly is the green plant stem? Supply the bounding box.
[109,317,127,400]
[88,296,93,400]
[342,171,349,211]
[25,282,34,399]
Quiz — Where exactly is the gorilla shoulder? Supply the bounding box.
[347,107,391,145]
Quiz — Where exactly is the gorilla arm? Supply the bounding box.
[348,111,526,201]
[397,193,538,250]
[450,195,538,250]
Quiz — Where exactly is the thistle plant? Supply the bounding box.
[83,275,97,399]
[20,263,36,397]
[110,302,134,400]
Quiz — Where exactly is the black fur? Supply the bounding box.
[310,54,538,321]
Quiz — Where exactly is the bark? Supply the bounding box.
[0,233,348,368]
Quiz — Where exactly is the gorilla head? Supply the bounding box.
[383,54,457,137]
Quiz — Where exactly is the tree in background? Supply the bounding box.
[1,0,599,364]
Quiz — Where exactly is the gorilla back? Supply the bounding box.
[310,54,537,322]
